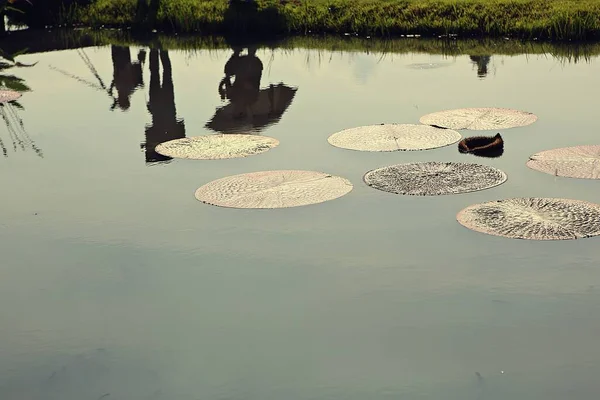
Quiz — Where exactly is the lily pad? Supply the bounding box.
[195,170,353,209]
[0,90,21,103]
[457,198,600,240]
[526,145,600,179]
[363,162,507,196]
[419,107,537,130]
[327,124,461,152]
[155,134,279,160]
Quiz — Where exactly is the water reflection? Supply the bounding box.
[0,51,41,158]
[206,46,297,134]
[469,55,492,78]
[109,45,145,111]
[141,49,186,164]
[0,100,42,158]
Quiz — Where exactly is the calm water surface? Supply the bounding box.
[1,35,600,400]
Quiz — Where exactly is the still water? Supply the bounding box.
[1,33,600,399]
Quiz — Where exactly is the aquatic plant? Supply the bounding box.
[363,161,507,196]
[155,134,280,160]
[419,107,537,130]
[457,198,600,240]
[0,48,42,158]
[327,123,461,152]
[194,170,353,208]
[526,145,600,179]
[458,133,504,158]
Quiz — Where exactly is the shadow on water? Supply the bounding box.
[140,48,185,165]
[109,45,146,111]
[206,44,298,134]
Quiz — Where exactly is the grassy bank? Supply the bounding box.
[47,0,600,40]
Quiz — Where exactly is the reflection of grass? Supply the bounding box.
[71,29,600,64]
[0,50,42,158]
[75,0,600,40]
[0,101,43,158]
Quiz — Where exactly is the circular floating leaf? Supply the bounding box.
[363,162,507,196]
[0,90,21,104]
[327,124,461,152]
[526,145,600,179]
[419,107,537,130]
[155,134,279,160]
[457,198,600,240]
[195,170,353,209]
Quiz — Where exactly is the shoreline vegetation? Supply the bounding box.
[6,0,600,41]
[2,28,600,65]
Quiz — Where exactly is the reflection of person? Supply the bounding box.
[142,49,186,163]
[109,45,146,111]
[218,46,263,120]
[469,55,491,78]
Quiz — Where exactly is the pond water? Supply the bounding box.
[1,33,600,400]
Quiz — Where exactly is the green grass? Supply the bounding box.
[66,0,600,40]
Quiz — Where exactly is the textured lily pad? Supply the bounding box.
[195,170,353,209]
[526,145,600,179]
[457,198,600,240]
[155,134,279,160]
[363,162,507,196]
[327,124,461,152]
[419,107,537,130]
[0,90,21,103]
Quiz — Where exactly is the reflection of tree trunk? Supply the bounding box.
[143,48,185,163]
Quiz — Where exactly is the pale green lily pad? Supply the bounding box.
[328,124,461,152]
[420,107,537,130]
[526,145,600,179]
[155,134,279,160]
[457,198,600,240]
[195,170,353,209]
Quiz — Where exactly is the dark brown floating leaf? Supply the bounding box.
[526,145,600,179]
[363,161,507,196]
[458,133,504,158]
[0,90,22,104]
[457,198,600,240]
[420,107,537,130]
[195,170,353,209]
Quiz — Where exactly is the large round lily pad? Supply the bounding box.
[195,170,353,209]
[457,198,600,240]
[155,134,279,160]
[0,90,21,104]
[327,124,461,152]
[419,107,537,130]
[363,162,507,196]
[526,145,600,179]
